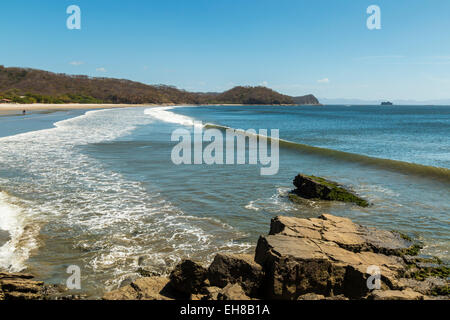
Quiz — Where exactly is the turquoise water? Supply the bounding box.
[0,105,448,298]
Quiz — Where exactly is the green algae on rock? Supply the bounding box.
[289,174,369,207]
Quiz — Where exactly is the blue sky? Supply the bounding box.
[1,0,449,100]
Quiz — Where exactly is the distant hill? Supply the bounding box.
[0,66,198,104]
[0,66,319,105]
[208,86,294,105]
[292,94,320,105]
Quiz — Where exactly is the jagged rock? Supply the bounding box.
[202,286,222,300]
[289,174,369,207]
[169,260,208,295]
[270,214,416,256]
[217,283,251,300]
[4,214,448,301]
[256,214,411,299]
[208,253,264,297]
[103,276,177,300]
[0,272,46,300]
[0,272,43,300]
[369,288,423,300]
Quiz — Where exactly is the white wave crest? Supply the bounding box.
[0,192,38,271]
[144,106,203,128]
[0,107,249,291]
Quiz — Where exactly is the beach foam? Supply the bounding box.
[0,107,250,293]
[0,192,38,272]
[144,106,204,128]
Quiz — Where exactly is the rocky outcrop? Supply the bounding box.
[169,260,208,296]
[289,174,369,207]
[256,214,410,299]
[104,214,449,300]
[3,216,446,301]
[269,215,415,256]
[208,253,264,297]
[292,94,321,105]
[0,272,71,300]
[0,272,44,300]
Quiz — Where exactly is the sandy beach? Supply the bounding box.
[0,103,164,115]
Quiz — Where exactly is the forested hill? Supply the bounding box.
[292,94,320,105]
[0,66,319,105]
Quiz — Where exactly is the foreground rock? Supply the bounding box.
[208,253,264,297]
[102,276,179,300]
[104,214,449,300]
[169,260,208,296]
[256,214,412,299]
[0,272,43,300]
[0,272,72,300]
[289,174,369,207]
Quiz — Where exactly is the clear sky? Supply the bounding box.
[1,0,449,100]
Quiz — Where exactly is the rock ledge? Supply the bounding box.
[103,214,448,300]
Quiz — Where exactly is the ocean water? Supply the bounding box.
[0,105,449,298]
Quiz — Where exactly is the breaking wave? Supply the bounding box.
[0,108,250,294]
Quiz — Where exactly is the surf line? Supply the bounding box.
[206,123,450,184]
[171,121,279,176]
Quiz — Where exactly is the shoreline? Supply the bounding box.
[0,102,322,114]
[0,103,169,114]
[2,213,448,300]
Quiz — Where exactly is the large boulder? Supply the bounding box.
[208,253,264,297]
[169,260,208,295]
[270,214,415,256]
[255,214,414,299]
[289,174,369,207]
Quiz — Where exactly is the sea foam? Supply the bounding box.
[0,192,38,272]
[0,107,249,293]
[144,106,204,128]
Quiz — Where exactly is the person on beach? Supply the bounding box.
[22,110,26,115]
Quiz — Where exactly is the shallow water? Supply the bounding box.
[0,105,448,298]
